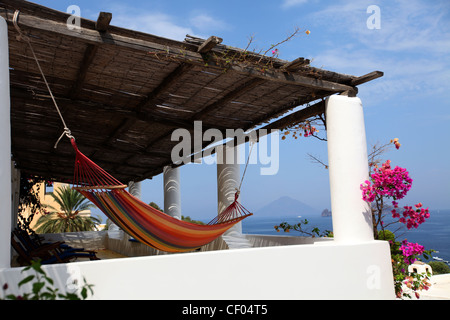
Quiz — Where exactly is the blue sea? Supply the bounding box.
[242,210,450,266]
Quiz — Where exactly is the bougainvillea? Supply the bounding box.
[360,159,412,202]
[361,139,433,299]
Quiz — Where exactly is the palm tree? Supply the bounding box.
[35,185,100,233]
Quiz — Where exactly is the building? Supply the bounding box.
[0,1,395,299]
[20,181,92,232]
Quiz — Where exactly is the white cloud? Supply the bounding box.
[282,0,309,9]
[313,46,450,104]
[99,5,228,41]
[307,0,450,103]
[111,12,195,41]
[189,13,228,33]
[311,0,450,55]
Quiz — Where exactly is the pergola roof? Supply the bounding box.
[1,0,382,183]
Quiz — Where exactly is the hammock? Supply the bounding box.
[11,11,252,253]
[70,139,253,253]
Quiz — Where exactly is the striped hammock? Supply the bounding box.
[70,139,252,252]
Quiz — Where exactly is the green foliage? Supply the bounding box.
[182,215,205,225]
[1,260,94,300]
[378,229,395,241]
[149,202,163,212]
[428,261,450,275]
[274,219,332,238]
[17,175,46,234]
[35,186,99,233]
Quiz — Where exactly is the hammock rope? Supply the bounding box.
[13,11,253,252]
[13,11,74,148]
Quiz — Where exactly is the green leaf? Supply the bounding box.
[80,287,87,299]
[62,293,81,300]
[44,276,54,285]
[32,281,45,294]
[18,275,35,287]
[40,292,56,300]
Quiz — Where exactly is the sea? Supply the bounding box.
[241,209,450,266]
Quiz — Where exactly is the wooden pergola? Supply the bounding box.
[1,0,382,183]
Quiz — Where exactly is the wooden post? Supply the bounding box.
[95,12,112,32]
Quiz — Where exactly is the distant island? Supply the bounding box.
[255,196,320,217]
[321,209,332,217]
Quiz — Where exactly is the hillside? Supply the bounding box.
[255,196,320,217]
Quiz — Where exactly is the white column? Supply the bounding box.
[217,145,242,235]
[326,95,373,243]
[163,166,181,220]
[0,17,12,268]
[128,181,142,199]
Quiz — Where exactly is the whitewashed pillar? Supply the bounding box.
[0,16,12,268]
[128,181,142,199]
[326,95,374,243]
[163,166,181,220]
[217,145,242,235]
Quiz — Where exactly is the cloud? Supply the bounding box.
[99,5,228,41]
[311,0,450,55]
[282,0,309,9]
[189,13,228,33]
[110,12,195,41]
[313,46,450,104]
[308,0,450,103]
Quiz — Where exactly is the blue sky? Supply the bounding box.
[31,0,450,220]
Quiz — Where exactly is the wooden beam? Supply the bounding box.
[244,91,331,131]
[69,12,111,98]
[197,36,223,53]
[191,78,266,120]
[10,85,219,131]
[351,71,384,86]
[137,100,327,180]
[101,63,194,148]
[134,63,194,113]
[280,57,310,72]
[70,44,98,99]
[3,10,354,93]
[95,12,112,32]
[263,100,325,130]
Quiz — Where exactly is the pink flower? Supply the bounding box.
[400,240,425,264]
[362,160,413,203]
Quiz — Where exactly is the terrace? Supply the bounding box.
[0,1,395,299]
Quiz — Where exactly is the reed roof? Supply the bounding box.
[1,0,382,183]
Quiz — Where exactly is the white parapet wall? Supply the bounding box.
[0,240,395,300]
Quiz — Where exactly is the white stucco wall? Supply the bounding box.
[0,240,395,300]
[0,16,11,269]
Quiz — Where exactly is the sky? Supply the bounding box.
[28,0,450,221]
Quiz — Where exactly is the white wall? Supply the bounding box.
[0,16,11,269]
[0,240,395,299]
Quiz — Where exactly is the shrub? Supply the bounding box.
[428,261,450,275]
[378,229,395,241]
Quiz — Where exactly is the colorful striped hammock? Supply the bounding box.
[70,139,252,253]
